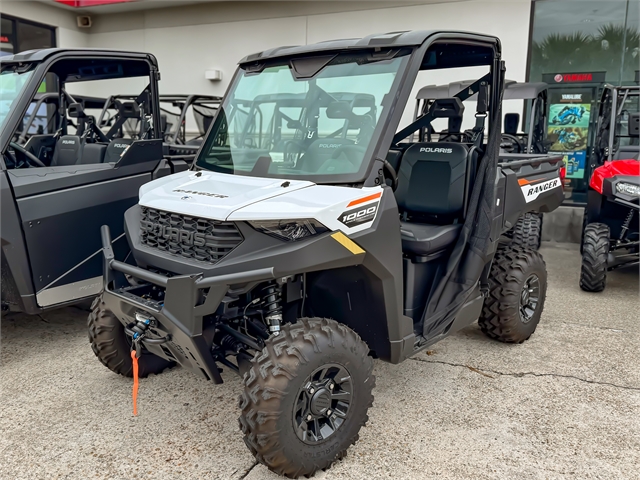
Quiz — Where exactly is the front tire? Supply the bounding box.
[239,318,374,478]
[88,296,175,377]
[479,246,547,343]
[579,223,609,292]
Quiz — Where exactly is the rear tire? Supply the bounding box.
[479,246,547,343]
[579,223,609,292]
[509,213,542,250]
[238,318,374,478]
[88,296,174,378]
[580,209,588,253]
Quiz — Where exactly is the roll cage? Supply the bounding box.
[158,94,222,144]
[413,80,548,153]
[14,92,106,144]
[231,92,377,152]
[592,84,640,165]
[0,49,162,163]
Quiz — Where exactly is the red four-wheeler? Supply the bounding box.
[91,31,564,477]
[580,84,639,291]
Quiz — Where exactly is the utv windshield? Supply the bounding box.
[0,66,35,131]
[195,51,409,183]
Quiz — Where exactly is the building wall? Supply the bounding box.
[0,1,533,130]
[0,0,89,48]
[76,0,532,128]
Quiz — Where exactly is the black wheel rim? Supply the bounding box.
[293,363,353,444]
[519,274,540,324]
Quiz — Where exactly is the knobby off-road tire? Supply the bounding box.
[88,296,175,378]
[509,213,542,250]
[579,223,610,292]
[580,210,589,254]
[479,246,547,343]
[239,318,374,478]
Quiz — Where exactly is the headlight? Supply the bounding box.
[616,182,640,197]
[248,219,329,242]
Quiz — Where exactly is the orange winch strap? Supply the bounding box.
[131,350,139,416]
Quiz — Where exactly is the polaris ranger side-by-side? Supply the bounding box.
[0,49,194,315]
[580,84,639,291]
[91,31,564,477]
[97,94,221,146]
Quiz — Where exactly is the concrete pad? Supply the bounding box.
[1,243,639,479]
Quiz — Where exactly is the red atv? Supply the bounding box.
[581,162,639,293]
[580,85,639,292]
[580,160,638,291]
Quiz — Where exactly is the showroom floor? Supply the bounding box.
[1,243,639,480]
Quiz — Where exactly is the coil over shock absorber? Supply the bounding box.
[619,209,635,243]
[261,281,282,336]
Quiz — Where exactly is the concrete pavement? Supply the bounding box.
[1,243,639,479]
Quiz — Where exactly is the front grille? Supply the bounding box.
[140,207,243,264]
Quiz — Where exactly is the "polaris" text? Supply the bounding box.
[420,147,452,154]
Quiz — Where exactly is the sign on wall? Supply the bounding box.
[55,0,135,6]
[542,72,606,84]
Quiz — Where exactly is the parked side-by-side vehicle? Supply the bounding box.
[89,31,564,477]
[0,49,195,315]
[580,84,639,291]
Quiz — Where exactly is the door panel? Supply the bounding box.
[9,164,156,307]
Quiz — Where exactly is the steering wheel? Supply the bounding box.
[500,134,523,154]
[9,142,46,168]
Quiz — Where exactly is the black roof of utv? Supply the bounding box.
[0,48,158,68]
[239,30,500,65]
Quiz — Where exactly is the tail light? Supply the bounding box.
[559,165,569,189]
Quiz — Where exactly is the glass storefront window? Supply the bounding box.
[0,15,56,56]
[17,21,55,52]
[529,0,640,204]
[1,18,15,56]
[530,0,639,85]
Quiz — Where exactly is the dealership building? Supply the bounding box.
[1,0,638,239]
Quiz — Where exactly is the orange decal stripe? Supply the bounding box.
[518,177,548,186]
[347,192,382,207]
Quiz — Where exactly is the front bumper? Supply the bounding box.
[100,219,369,381]
[100,225,277,382]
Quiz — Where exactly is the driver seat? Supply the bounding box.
[51,135,82,166]
[296,138,354,172]
[395,142,476,256]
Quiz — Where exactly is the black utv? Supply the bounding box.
[91,31,564,477]
[0,49,193,315]
[580,84,639,291]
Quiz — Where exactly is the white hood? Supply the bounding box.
[138,170,314,220]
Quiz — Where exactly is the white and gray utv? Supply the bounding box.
[91,31,564,477]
